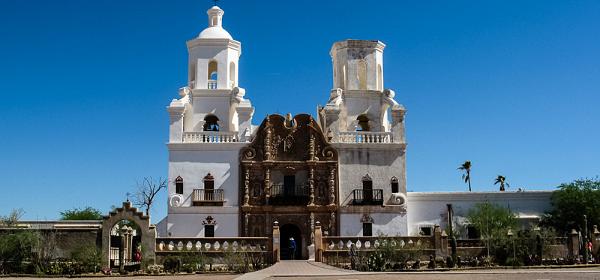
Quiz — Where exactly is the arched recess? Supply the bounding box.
[203,115,220,131]
[229,61,236,88]
[390,176,399,193]
[356,114,370,131]
[358,59,367,90]
[102,201,155,267]
[377,64,383,91]
[208,60,218,89]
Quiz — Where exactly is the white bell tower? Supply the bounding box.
[187,5,240,90]
[168,5,253,142]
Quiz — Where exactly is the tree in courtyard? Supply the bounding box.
[0,208,24,226]
[133,177,167,216]
[60,207,103,220]
[458,161,472,192]
[467,201,517,258]
[494,175,509,191]
[542,178,600,234]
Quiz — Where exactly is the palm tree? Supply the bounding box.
[458,160,471,191]
[494,175,509,191]
[458,161,472,192]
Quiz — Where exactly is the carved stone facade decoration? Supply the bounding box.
[240,114,339,259]
[360,213,374,224]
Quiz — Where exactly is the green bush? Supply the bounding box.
[162,256,180,273]
[71,245,103,273]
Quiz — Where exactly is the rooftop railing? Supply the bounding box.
[337,131,394,144]
[183,131,239,143]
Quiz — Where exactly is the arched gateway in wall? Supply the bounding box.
[239,114,339,260]
[102,201,156,268]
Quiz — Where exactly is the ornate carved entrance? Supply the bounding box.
[240,114,339,259]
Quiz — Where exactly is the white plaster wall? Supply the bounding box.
[189,46,239,90]
[166,212,238,237]
[406,191,553,236]
[335,147,407,206]
[189,92,233,132]
[341,92,389,132]
[168,147,243,208]
[340,213,407,236]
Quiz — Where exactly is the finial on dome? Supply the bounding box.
[208,5,224,27]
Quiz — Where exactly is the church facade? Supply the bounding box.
[158,6,552,258]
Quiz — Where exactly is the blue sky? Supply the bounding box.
[0,1,598,220]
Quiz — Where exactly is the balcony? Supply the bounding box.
[351,189,384,205]
[269,183,309,205]
[192,189,224,206]
[183,131,239,143]
[337,131,394,144]
[207,80,217,89]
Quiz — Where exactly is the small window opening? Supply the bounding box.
[357,115,370,131]
[419,226,433,236]
[363,223,372,237]
[203,115,220,131]
[205,225,215,237]
[208,61,218,89]
[391,177,399,193]
[467,225,480,239]
[175,176,183,194]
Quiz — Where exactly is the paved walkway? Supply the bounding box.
[234,260,354,280]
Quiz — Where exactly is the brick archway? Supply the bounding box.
[101,201,156,267]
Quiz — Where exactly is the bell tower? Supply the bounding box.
[331,40,385,91]
[319,39,408,236]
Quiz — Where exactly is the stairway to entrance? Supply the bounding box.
[234,260,353,280]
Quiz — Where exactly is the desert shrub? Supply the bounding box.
[223,249,249,273]
[0,230,37,274]
[162,256,180,273]
[72,245,103,273]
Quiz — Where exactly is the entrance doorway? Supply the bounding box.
[280,224,303,260]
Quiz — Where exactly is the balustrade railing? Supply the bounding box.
[183,131,239,143]
[337,131,394,144]
[322,236,433,252]
[351,189,384,205]
[270,183,309,197]
[156,237,269,253]
[207,80,217,89]
[192,189,224,203]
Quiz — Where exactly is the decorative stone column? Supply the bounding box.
[569,229,580,260]
[243,168,250,206]
[391,106,406,143]
[314,221,323,262]
[272,221,280,263]
[264,168,271,205]
[328,167,336,206]
[308,167,315,206]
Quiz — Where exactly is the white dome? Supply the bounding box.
[198,26,232,39]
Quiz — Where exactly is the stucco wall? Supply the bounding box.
[335,146,407,205]
[406,191,554,236]
[339,212,407,236]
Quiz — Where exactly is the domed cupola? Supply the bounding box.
[198,6,233,39]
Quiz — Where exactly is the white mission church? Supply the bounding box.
[156,6,552,258]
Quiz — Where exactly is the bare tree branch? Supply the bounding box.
[133,177,167,216]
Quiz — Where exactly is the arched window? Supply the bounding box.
[202,216,216,237]
[229,62,236,87]
[358,59,367,90]
[390,176,399,193]
[208,60,218,89]
[356,115,370,131]
[342,65,347,89]
[362,174,373,203]
[175,176,184,194]
[203,173,215,201]
[203,115,220,131]
[377,64,383,91]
